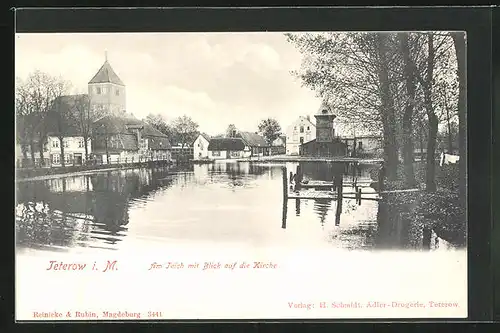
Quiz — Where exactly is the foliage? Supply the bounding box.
[170,115,199,148]
[257,118,282,145]
[226,124,237,138]
[144,113,174,139]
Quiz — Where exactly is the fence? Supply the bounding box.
[16,156,173,180]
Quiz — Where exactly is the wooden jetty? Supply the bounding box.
[280,164,421,229]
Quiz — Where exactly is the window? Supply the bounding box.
[358,141,363,149]
[78,139,85,148]
[307,126,310,130]
[300,126,304,133]
[65,154,72,165]
[212,151,221,156]
[64,139,69,148]
[96,87,101,94]
[300,137,304,144]
[52,139,59,148]
[52,154,60,164]
[115,89,120,96]
[294,126,297,130]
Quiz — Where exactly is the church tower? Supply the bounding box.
[314,100,336,143]
[88,51,126,116]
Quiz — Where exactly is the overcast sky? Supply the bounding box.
[15,32,322,136]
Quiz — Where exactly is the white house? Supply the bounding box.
[193,133,211,160]
[285,116,316,155]
[47,136,92,167]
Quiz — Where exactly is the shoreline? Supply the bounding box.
[15,161,175,182]
[234,155,383,164]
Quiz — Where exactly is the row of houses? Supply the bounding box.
[16,57,173,168]
[192,130,285,160]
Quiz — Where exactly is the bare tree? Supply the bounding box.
[450,32,467,204]
[49,81,73,167]
[286,32,401,180]
[171,115,199,150]
[73,95,106,162]
[15,77,34,163]
[144,113,174,140]
[398,32,417,188]
[16,71,70,167]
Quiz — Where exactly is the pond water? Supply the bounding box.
[15,161,460,254]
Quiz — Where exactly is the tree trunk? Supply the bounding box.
[399,32,417,188]
[59,137,65,167]
[29,138,36,167]
[38,135,46,167]
[104,136,109,164]
[451,32,467,205]
[376,33,399,181]
[446,113,454,154]
[84,136,89,162]
[426,112,439,192]
[423,33,437,192]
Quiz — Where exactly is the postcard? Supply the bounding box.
[15,30,467,320]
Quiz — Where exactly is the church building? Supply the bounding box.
[88,52,127,116]
[299,101,347,157]
[87,53,171,164]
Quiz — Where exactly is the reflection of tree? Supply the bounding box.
[16,166,176,250]
[375,199,411,249]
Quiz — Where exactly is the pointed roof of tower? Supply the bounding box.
[315,100,334,116]
[88,55,125,86]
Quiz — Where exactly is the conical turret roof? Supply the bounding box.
[88,59,124,86]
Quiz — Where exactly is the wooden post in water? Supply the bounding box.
[282,166,288,229]
[295,164,302,191]
[282,167,288,201]
[357,188,362,205]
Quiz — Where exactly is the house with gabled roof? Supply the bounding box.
[92,114,171,164]
[207,137,248,160]
[193,132,212,160]
[235,131,271,157]
[285,115,316,155]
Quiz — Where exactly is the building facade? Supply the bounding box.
[88,53,127,117]
[91,115,171,164]
[285,116,316,155]
[299,101,347,157]
[343,135,383,157]
[207,138,250,160]
[193,133,211,160]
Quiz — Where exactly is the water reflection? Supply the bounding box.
[16,161,463,252]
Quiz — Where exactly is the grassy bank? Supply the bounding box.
[379,162,466,248]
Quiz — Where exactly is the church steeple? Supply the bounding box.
[88,51,126,116]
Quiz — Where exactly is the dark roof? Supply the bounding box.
[40,94,89,137]
[199,132,211,142]
[92,115,171,151]
[208,138,246,151]
[237,131,269,147]
[88,60,125,86]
